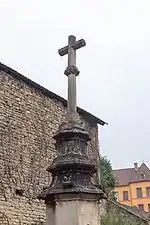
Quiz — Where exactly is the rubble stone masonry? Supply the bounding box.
[0,70,100,225]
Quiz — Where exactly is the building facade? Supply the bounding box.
[113,163,150,212]
[0,63,106,225]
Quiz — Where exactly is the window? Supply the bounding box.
[137,188,142,198]
[123,191,128,201]
[146,187,150,197]
[140,172,145,179]
[148,204,150,212]
[138,204,144,211]
[114,192,119,202]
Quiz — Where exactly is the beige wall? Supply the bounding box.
[114,181,150,211]
[0,71,100,225]
[114,186,131,206]
[130,181,150,212]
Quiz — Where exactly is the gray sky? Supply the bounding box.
[0,0,150,169]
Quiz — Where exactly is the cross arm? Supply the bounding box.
[58,39,86,57]
[72,39,86,50]
[58,46,68,56]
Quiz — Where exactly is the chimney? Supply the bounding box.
[134,162,138,171]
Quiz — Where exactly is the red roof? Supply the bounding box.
[113,163,150,186]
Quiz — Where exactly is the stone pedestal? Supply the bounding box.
[46,194,100,225]
[46,202,55,225]
[38,119,104,225]
[37,35,105,225]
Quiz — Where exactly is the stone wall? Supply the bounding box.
[100,199,149,225]
[0,71,100,225]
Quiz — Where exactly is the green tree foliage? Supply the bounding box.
[100,155,116,198]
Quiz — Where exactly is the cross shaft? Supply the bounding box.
[58,35,86,122]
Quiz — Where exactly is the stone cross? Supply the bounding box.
[38,35,103,225]
[58,35,86,122]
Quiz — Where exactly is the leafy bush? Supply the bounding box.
[100,155,116,198]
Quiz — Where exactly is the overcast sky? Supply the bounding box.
[0,0,150,169]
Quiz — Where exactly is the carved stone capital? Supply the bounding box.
[64,66,80,76]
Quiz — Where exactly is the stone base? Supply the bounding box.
[46,193,100,225]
